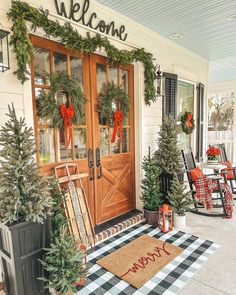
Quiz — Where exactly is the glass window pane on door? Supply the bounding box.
[122,128,130,153]
[97,63,107,124]
[74,128,87,159]
[120,69,129,125]
[33,46,50,85]
[70,57,83,87]
[35,88,51,125]
[111,127,121,154]
[109,66,118,84]
[177,81,194,149]
[56,90,68,105]
[120,70,128,93]
[54,52,67,74]
[96,63,106,93]
[100,127,109,156]
[38,128,55,164]
[58,129,72,161]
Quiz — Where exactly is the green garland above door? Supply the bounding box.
[8,0,157,105]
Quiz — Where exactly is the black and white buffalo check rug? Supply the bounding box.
[77,223,219,295]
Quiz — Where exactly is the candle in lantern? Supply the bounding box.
[164,219,169,231]
[159,204,173,233]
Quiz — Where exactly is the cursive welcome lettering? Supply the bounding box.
[120,241,170,278]
[54,0,128,41]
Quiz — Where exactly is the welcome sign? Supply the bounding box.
[54,0,128,41]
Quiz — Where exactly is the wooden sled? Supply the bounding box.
[54,163,95,249]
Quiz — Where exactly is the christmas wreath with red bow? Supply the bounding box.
[97,81,130,143]
[37,72,86,146]
[180,111,195,134]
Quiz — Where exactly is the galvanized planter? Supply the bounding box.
[143,208,159,225]
[0,218,51,295]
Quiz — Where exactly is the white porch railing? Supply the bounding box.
[208,130,234,162]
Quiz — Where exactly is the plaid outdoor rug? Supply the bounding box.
[77,223,219,295]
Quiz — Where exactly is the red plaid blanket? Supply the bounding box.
[221,183,233,218]
[194,176,233,217]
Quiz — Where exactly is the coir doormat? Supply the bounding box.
[97,235,183,288]
[76,223,219,295]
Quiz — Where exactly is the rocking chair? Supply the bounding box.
[181,148,232,217]
[211,143,236,194]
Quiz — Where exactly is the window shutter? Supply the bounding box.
[163,72,178,119]
[196,82,205,161]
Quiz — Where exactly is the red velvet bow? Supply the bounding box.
[187,113,193,128]
[60,103,75,148]
[111,110,123,143]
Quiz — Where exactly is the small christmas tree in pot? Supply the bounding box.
[168,175,194,229]
[154,116,183,203]
[141,147,162,225]
[0,104,53,295]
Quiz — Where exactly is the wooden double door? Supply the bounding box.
[88,55,135,224]
[30,36,135,225]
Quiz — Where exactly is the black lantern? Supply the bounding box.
[0,29,10,72]
[155,65,163,97]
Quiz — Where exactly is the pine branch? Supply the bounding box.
[141,147,162,210]
[168,176,193,215]
[154,116,183,173]
[0,104,53,224]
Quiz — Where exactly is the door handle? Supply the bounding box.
[88,148,94,181]
[96,148,103,179]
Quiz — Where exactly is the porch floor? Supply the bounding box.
[179,208,236,295]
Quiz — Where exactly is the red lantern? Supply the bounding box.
[159,204,173,233]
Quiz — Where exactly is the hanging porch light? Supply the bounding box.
[0,29,10,72]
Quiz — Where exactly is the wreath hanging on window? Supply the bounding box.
[180,111,195,134]
[97,81,130,143]
[37,72,86,147]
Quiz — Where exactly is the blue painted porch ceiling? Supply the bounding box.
[96,0,236,82]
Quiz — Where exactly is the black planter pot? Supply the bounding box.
[143,208,159,225]
[159,172,184,204]
[0,218,51,295]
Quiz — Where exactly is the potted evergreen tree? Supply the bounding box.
[168,176,193,229]
[154,116,183,203]
[40,227,87,295]
[0,105,53,295]
[39,181,87,295]
[141,147,162,225]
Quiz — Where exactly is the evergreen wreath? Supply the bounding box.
[37,72,86,128]
[180,111,195,134]
[8,0,157,105]
[97,81,130,125]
